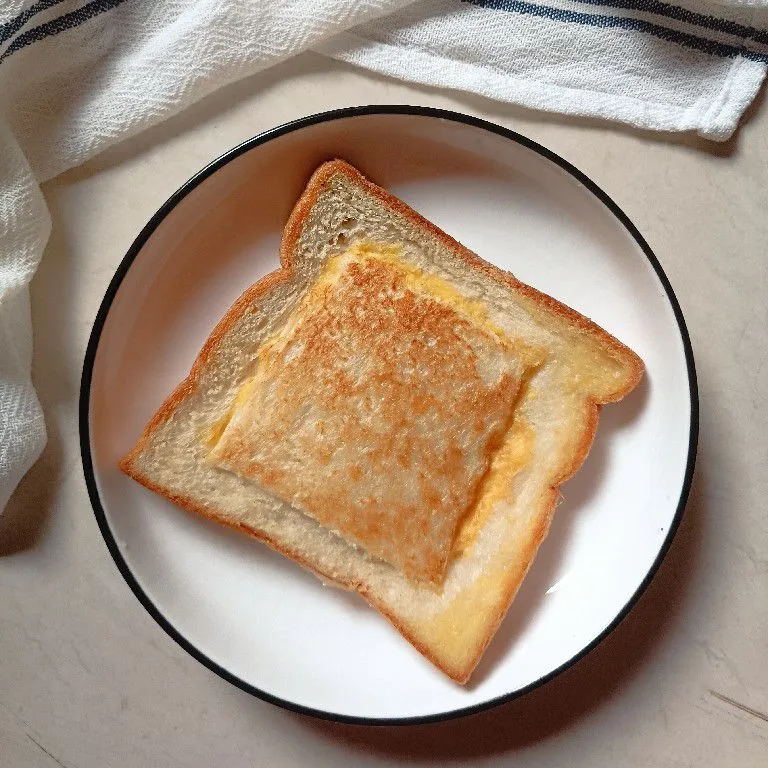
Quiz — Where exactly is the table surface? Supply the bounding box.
[1,53,767,768]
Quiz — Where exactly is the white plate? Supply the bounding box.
[81,107,697,724]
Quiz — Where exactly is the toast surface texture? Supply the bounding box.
[120,160,643,683]
[207,245,537,585]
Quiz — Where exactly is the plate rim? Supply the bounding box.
[79,104,699,725]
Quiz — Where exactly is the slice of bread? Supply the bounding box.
[120,160,643,684]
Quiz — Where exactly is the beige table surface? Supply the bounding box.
[1,53,767,767]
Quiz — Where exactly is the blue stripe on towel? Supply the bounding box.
[575,0,768,46]
[1,0,68,43]
[463,0,768,62]
[0,0,130,63]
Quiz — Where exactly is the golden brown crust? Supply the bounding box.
[321,161,644,401]
[119,159,643,684]
[208,252,526,585]
[122,158,641,476]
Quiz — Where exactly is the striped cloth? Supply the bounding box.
[0,0,766,513]
[320,0,768,139]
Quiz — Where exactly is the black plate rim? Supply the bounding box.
[79,104,698,726]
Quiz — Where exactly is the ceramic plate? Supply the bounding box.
[80,106,697,724]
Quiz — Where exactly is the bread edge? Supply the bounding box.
[119,159,643,683]
[327,160,644,399]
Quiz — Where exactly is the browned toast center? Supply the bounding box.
[207,243,536,584]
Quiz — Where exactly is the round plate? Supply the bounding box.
[80,106,697,724]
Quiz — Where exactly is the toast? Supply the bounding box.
[120,160,643,684]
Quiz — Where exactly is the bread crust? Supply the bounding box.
[120,160,643,683]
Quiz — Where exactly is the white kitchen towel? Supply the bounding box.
[0,0,414,513]
[319,0,768,139]
[0,0,766,513]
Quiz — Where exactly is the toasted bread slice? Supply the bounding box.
[120,160,643,683]
[206,243,544,585]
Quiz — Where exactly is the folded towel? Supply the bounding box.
[0,0,766,512]
[0,0,412,513]
[320,0,768,140]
